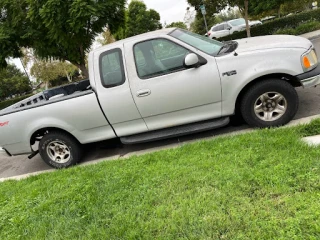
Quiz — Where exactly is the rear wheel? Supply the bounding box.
[240,79,299,128]
[39,131,83,168]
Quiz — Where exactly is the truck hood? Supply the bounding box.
[235,35,312,53]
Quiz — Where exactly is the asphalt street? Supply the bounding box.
[1,37,320,179]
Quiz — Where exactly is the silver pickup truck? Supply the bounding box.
[0,28,319,168]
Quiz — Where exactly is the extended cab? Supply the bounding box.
[0,28,319,168]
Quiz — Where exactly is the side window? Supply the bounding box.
[218,24,224,31]
[134,39,190,79]
[99,48,125,88]
[224,23,230,30]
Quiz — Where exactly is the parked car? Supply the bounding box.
[0,28,319,168]
[207,18,262,39]
[261,16,276,23]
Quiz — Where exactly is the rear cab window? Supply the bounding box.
[99,48,125,88]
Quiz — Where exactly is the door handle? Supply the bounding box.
[137,89,151,97]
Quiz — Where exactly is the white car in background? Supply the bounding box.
[207,18,262,39]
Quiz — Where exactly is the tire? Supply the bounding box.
[240,79,299,128]
[39,131,83,168]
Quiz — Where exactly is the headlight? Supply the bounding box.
[301,48,318,72]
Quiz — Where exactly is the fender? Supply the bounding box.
[215,48,306,116]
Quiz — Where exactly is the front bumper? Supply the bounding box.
[0,148,11,158]
[296,64,320,88]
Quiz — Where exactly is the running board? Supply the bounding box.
[120,117,230,144]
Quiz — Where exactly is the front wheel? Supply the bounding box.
[39,131,83,168]
[240,79,299,128]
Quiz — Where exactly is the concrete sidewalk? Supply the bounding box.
[300,29,320,40]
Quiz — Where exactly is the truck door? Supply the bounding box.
[91,44,148,137]
[124,36,222,131]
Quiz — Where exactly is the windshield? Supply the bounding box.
[229,18,245,26]
[169,29,223,56]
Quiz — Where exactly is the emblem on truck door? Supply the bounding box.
[222,70,237,77]
[0,121,9,127]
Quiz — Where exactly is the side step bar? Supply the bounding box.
[120,117,230,144]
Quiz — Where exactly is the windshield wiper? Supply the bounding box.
[217,43,228,55]
[217,41,237,55]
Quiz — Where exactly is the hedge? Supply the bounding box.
[0,94,33,111]
[274,21,320,35]
[219,8,320,41]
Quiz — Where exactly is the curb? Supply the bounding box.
[1,114,320,183]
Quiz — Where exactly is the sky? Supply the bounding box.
[130,0,191,25]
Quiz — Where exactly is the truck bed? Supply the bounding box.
[0,79,91,117]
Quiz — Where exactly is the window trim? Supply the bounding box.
[133,37,201,80]
[99,48,126,88]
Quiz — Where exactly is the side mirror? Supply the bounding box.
[227,27,232,30]
[184,53,200,68]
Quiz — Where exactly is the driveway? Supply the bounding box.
[1,37,320,179]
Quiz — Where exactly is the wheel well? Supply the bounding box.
[234,73,300,115]
[30,127,79,146]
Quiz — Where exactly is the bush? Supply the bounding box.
[0,94,33,111]
[274,21,320,35]
[219,8,320,41]
[295,21,320,34]
[273,28,297,35]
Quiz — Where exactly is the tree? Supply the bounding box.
[216,8,242,22]
[125,0,162,38]
[0,65,32,100]
[212,0,251,37]
[184,7,196,30]
[186,1,220,34]
[279,0,312,16]
[244,0,250,37]
[0,0,30,68]
[113,12,128,41]
[55,62,78,83]
[30,60,78,89]
[113,0,162,40]
[187,0,223,14]
[189,1,246,35]
[166,22,188,30]
[98,28,116,46]
[190,13,217,34]
[0,0,126,78]
[248,0,292,17]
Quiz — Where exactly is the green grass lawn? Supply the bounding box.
[1,121,320,239]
